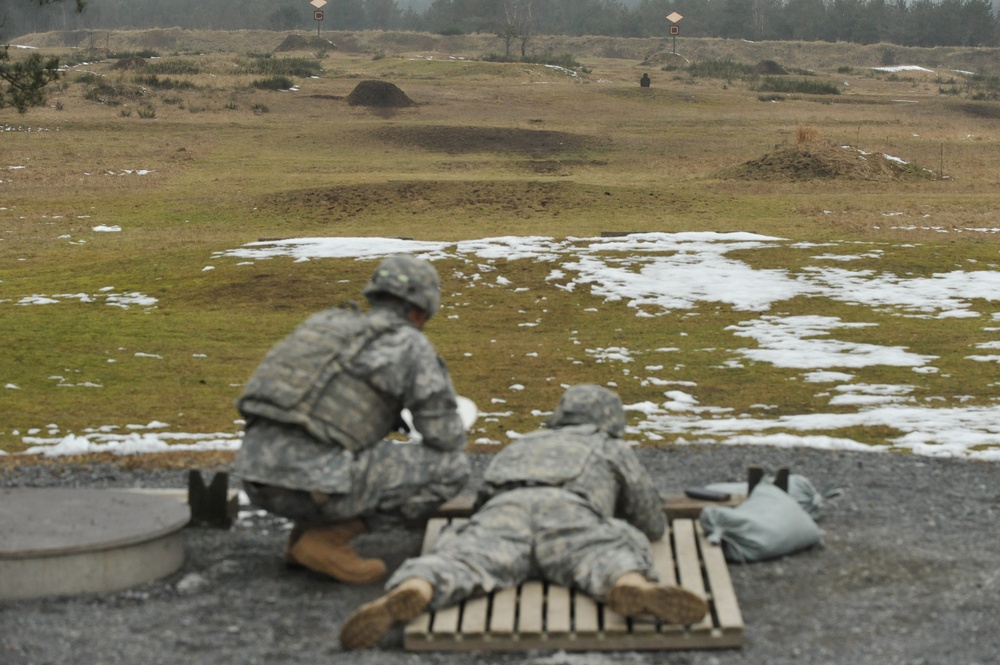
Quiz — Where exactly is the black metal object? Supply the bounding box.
[187,470,237,528]
[747,465,791,494]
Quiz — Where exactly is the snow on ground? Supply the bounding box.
[6,232,1000,462]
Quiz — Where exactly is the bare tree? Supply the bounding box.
[495,0,533,59]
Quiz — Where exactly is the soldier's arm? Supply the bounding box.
[405,341,466,452]
[613,443,667,541]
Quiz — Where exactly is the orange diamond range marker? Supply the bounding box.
[311,0,327,7]
[666,11,683,22]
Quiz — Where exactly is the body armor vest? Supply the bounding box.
[483,426,599,488]
[237,307,402,451]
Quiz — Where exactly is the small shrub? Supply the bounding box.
[83,80,146,105]
[753,77,840,95]
[76,72,102,85]
[687,60,757,80]
[119,108,132,117]
[837,66,854,74]
[965,73,1000,100]
[108,49,161,59]
[145,60,201,75]
[224,102,239,110]
[237,56,321,78]
[252,76,295,91]
[137,104,157,119]
[796,125,822,144]
[133,74,197,90]
[437,26,463,36]
[759,94,784,102]
[481,51,582,71]
[252,103,269,114]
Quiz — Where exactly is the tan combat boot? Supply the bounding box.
[340,577,433,650]
[605,572,708,625]
[283,522,308,567]
[286,519,387,584]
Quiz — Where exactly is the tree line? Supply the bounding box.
[3,0,999,48]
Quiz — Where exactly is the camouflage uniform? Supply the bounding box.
[386,385,666,608]
[234,257,469,530]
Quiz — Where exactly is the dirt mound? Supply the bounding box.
[721,142,934,181]
[273,33,335,52]
[756,59,788,74]
[346,80,416,107]
[111,56,147,71]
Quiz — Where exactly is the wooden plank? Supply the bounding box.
[663,494,744,520]
[489,587,518,636]
[546,584,571,638]
[604,601,629,635]
[430,604,461,638]
[651,532,679,586]
[420,517,449,552]
[672,519,712,636]
[696,522,745,637]
[518,581,544,638]
[573,590,600,637]
[459,595,489,639]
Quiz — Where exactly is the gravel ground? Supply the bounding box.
[2,445,998,665]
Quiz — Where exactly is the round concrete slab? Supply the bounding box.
[0,488,190,601]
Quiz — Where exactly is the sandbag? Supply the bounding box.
[699,482,822,563]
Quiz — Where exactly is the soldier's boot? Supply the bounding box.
[286,519,387,584]
[283,522,309,567]
[605,572,708,625]
[340,577,433,650]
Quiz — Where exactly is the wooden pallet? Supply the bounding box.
[404,517,744,653]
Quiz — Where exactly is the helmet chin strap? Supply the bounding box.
[406,308,429,330]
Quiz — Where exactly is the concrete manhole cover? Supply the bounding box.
[0,488,190,601]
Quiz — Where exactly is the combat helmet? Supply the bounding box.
[544,384,626,437]
[362,254,441,317]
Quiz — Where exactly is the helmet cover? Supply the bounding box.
[544,384,626,437]
[362,254,441,317]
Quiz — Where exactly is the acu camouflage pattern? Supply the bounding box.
[387,385,667,608]
[235,302,466,496]
[390,487,656,609]
[544,383,626,437]
[241,420,469,530]
[362,254,441,317]
[237,306,402,452]
[480,424,666,541]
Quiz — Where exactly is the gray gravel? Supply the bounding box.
[2,445,998,665]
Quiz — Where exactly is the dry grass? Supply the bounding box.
[3,30,1000,463]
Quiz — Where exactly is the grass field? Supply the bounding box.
[2,30,1000,463]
